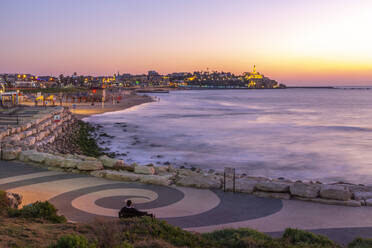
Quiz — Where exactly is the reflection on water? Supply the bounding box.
[86,89,372,184]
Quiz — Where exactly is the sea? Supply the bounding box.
[85,88,372,185]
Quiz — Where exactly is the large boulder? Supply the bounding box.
[295,196,361,207]
[2,148,21,161]
[134,165,155,175]
[74,154,98,161]
[256,181,290,193]
[61,159,80,169]
[105,170,142,182]
[76,160,103,171]
[90,170,107,178]
[5,192,23,209]
[235,178,258,193]
[175,171,222,189]
[98,155,123,169]
[20,150,57,164]
[253,191,291,200]
[26,152,51,164]
[44,154,65,167]
[320,185,352,201]
[155,166,170,174]
[365,199,372,207]
[290,182,321,198]
[18,150,34,162]
[114,160,134,171]
[140,174,174,186]
[354,191,372,201]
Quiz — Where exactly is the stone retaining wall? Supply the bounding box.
[0,107,77,159]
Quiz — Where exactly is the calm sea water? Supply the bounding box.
[85,89,372,184]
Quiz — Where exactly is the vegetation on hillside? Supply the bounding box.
[76,120,105,157]
[0,190,370,248]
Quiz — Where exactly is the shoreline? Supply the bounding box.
[71,93,155,120]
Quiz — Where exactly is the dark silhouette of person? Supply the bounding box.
[118,200,154,218]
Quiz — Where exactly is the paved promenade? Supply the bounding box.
[1,161,372,245]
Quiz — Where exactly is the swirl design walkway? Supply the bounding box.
[1,161,372,245]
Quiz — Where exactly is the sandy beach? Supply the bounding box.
[70,93,154,119]
[20,92,155,119]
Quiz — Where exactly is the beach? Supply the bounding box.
[19,91,154,120]
[71,93,154,119]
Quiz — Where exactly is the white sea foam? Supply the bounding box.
[86,89,372,184]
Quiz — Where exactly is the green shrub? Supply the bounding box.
[133,239,175,248]
[126,217,214,248]
[50,234,95,248]
[348,237,372,248]
[282,228,338,247]
[8,201,66,223]
[203,228,278,248]
[91,217,214,248]
[76,121,104,157]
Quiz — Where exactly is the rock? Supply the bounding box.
[140,174,174,186]
[18,150,34,162]
[90,170,107,178]
[75,154,98,161]
[23,136,36,146]
[320,185,352,201]
[134,165,155,175]
[365,199,372,207]
[114,160,133,171]
[155,166,169,174]
[105,170,142,182]
[295,196,361,207]
[354,192,372,201]
[61,159,80,169]
[44,154,65,167]
[253,191,291,200]
[256,181,290,193]
[47,167,65,172]
[98,155,117,168]
[5,192,23,208]
[175,171,222,189]
[235,178,258,193]
[290,182,321,198]
[177,169,197,177]
[76,160,103,171]
[26,152,51,164]
[2,148,21,160]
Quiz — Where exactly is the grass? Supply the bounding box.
[8,201,67,223]
[347,237,372,248]
[0,190,371,248]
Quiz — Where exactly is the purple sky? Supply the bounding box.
[1,0,372,85]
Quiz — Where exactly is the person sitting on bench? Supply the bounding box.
[118,200,154,218]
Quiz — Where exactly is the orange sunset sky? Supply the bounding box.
[1,0,372,85]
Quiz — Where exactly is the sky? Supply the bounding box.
[1,0,372,86]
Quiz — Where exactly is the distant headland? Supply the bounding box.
[0,66,285,91]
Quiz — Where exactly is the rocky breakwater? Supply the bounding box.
[0,107,78,159]
[234,176,370,207]
[9,148,372,208]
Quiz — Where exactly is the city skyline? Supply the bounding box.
[1,0,372,86]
